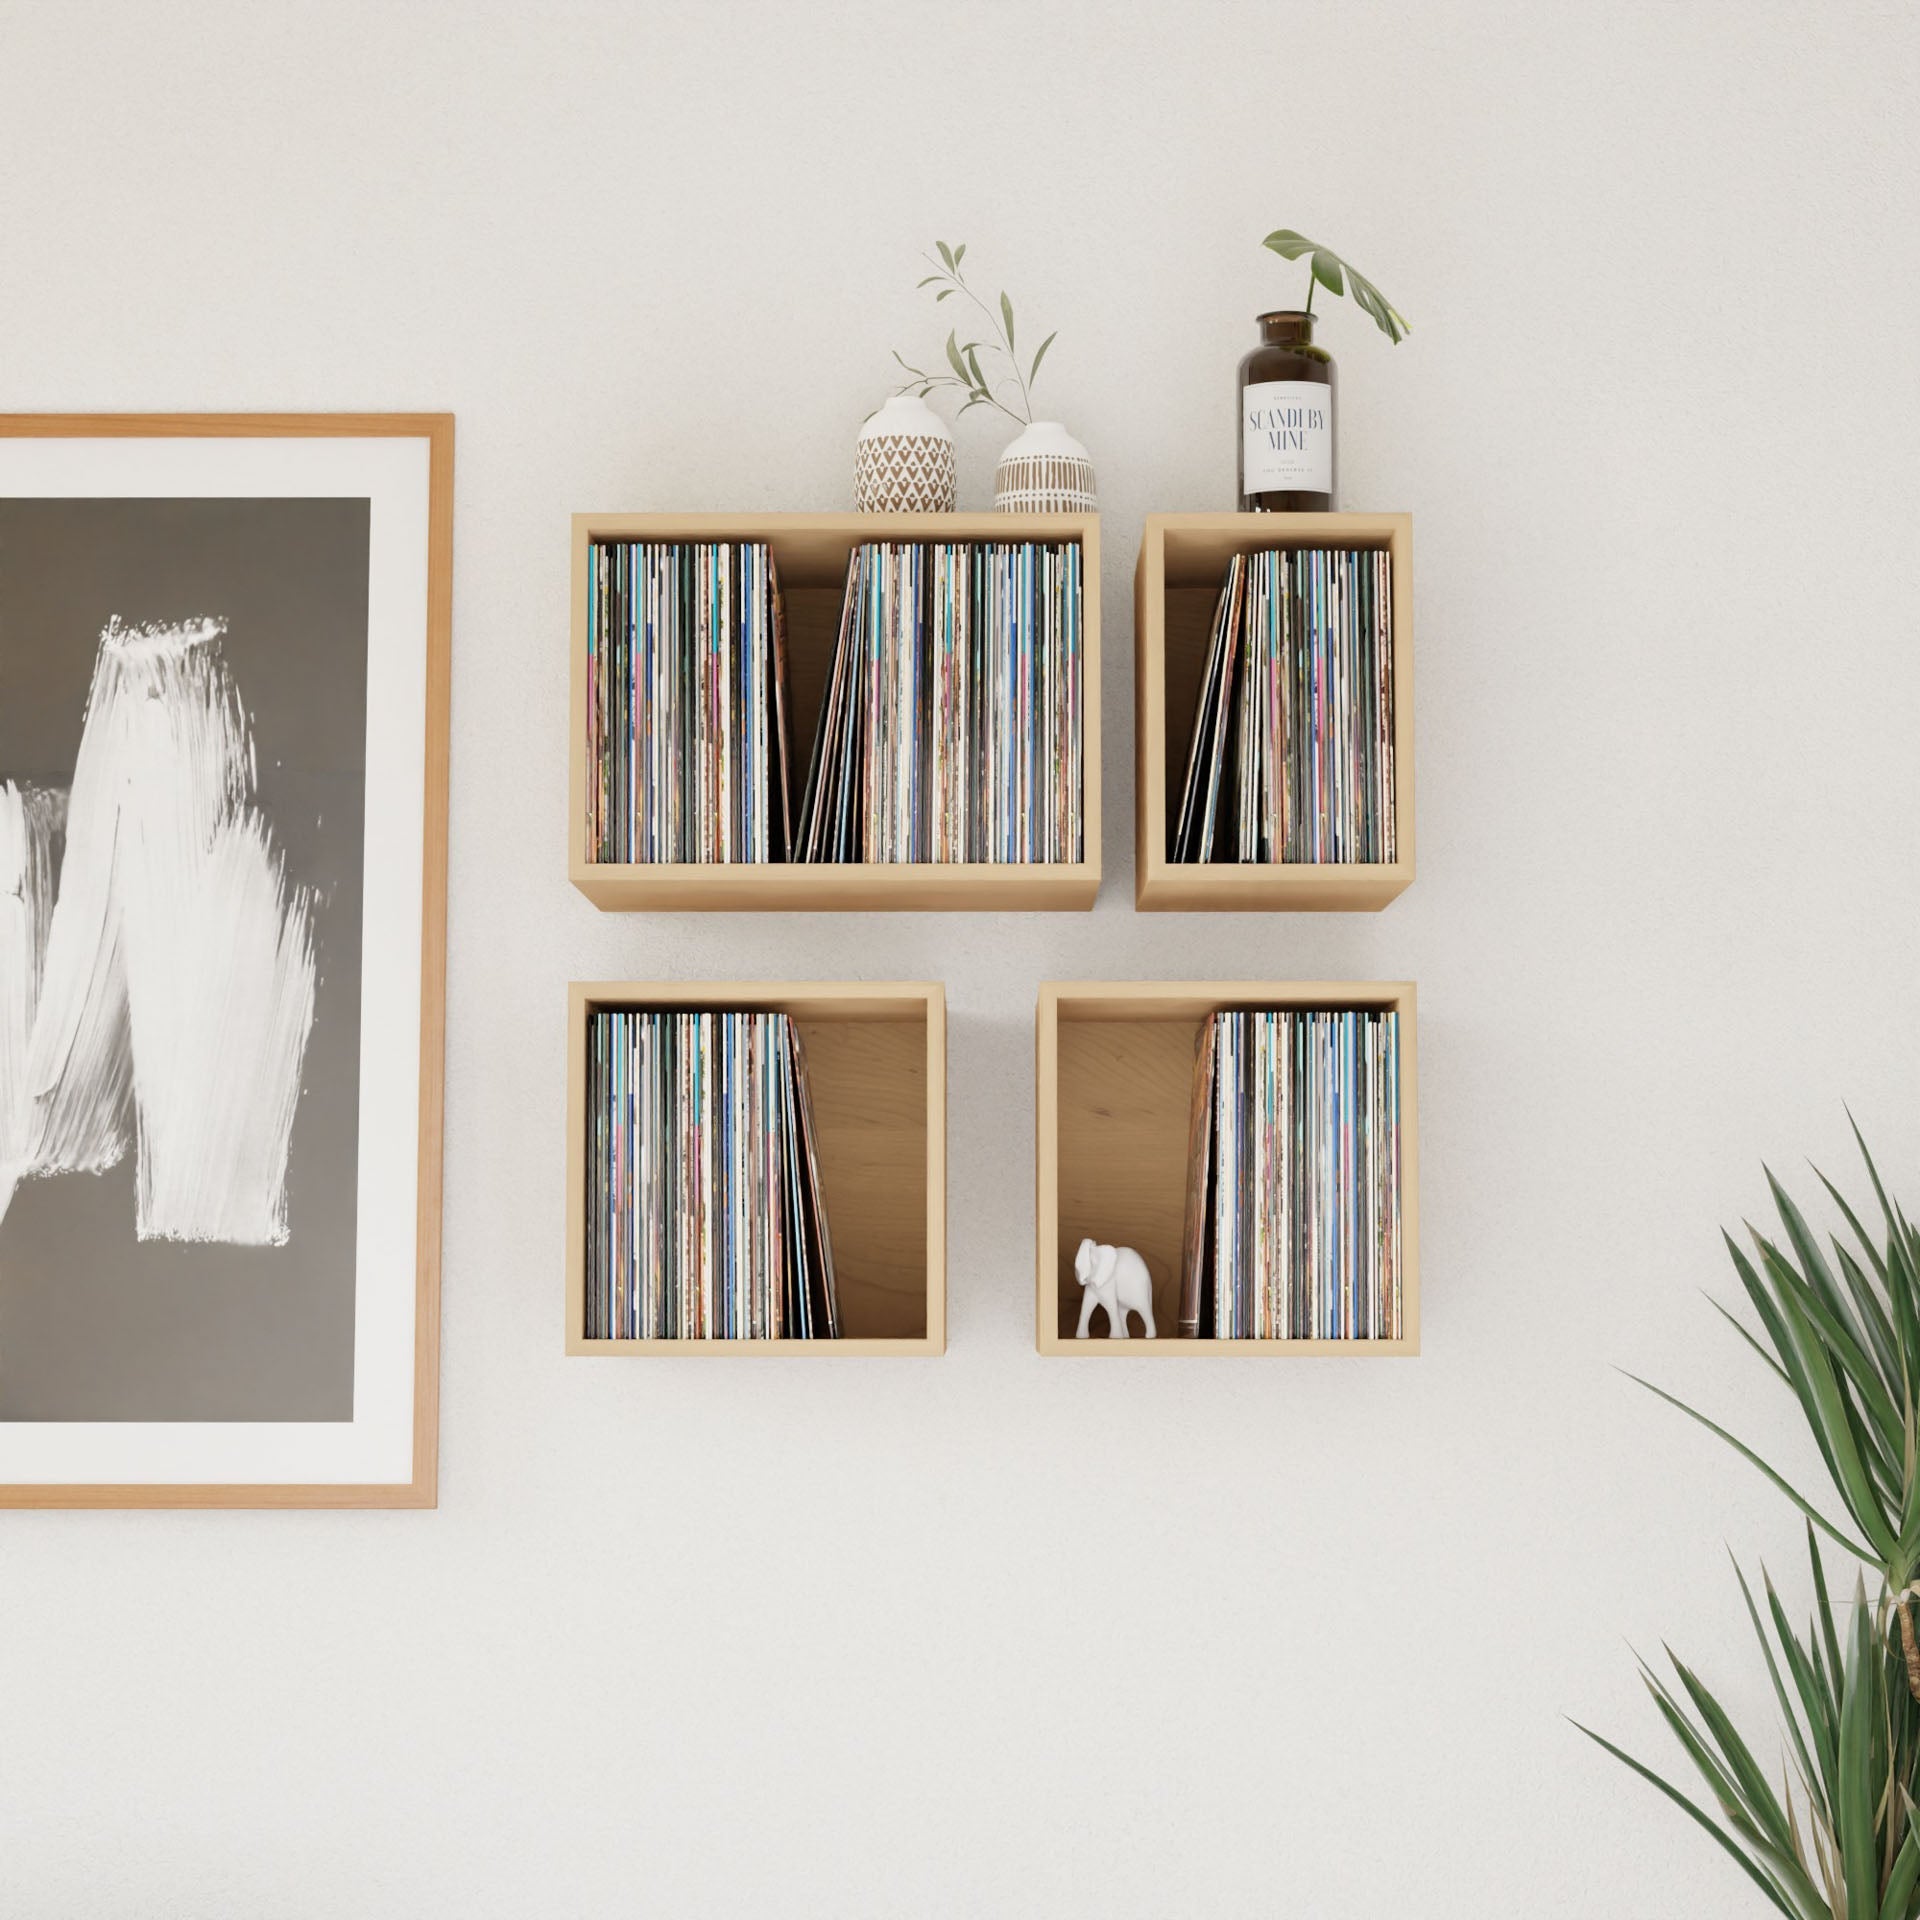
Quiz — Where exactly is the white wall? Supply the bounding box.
[3,1,1917,1912]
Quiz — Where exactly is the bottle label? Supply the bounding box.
[1242,380,1332,496]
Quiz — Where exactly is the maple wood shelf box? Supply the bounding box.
[566,980,946,1354]
[1134,512,1414,912]
[570,512,1101,911]
[1033,979,1420,1355]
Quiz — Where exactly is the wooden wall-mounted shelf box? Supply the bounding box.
[1134,512,1414,912]
[1034,980,1420,1355]
[566,981,946,1354]
[569,513,1101,911]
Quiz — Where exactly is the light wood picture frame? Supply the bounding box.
[0,414,451,1506]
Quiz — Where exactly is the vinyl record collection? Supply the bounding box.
[585,540,794,863]
[584,1009,839,1340]
[1179,1007,1402,1340]
[795,540,1083,862]
[1172,548,1395,864]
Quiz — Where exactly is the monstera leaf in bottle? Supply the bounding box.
[1242,230,1411,514]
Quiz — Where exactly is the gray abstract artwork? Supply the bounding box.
[0,498,370,1420]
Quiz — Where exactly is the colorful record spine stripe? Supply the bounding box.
[1173,548,1394,866]
[585,1010,839,1341]
[1179,1008,1403,1341]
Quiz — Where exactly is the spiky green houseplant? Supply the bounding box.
[1637,1132,1920,1690]
[1579,1531,1920,1918]
[1586,1132,1920,1916]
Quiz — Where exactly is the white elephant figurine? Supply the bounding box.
[1073,1238,1156,1339]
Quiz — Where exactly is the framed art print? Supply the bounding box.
[0,415,450,1506]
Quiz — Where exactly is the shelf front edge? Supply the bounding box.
[568,1337,945,1356]
[1135,862,1413,913]
[572,864,1099,912]
[1036,1336,1420,1356]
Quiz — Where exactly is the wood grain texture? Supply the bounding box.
[1034,980,1420,1356]
[1134,512,1415,912]
[0,411,453,1507]
[568,512,1100,912]
[0,413,455,440]
[565,981,946,1354]
[1054,1018,1195,1338]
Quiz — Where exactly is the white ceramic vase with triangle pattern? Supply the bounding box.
[854,396,957,513]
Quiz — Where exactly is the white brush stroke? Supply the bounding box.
[126,806,316,1242]
[11,617,318,1245]
[0,783,65,1225]
[22,653,134,1179]
[100,620,318,1243]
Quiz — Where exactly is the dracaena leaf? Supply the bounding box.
[1573,1723,1804,1916]
[1731,1556,1823,1820]
[1836,1591,1878,1917]
[1666,1651,1796,1850]
[1707,1295,1791,1387]
[1883,1822,1920,1913]
[1625,1370,1876,1560]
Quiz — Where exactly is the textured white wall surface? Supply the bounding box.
[3,1,1917,1912]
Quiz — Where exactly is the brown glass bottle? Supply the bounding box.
[1238,311,1335,512]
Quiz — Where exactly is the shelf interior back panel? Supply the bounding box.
[782,587,843,798]
[1161,586,1219,839]
[794,1015,928,1341]
[1053,1017,1199,1341]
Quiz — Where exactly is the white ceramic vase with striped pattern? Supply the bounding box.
[993,420,1096,513]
